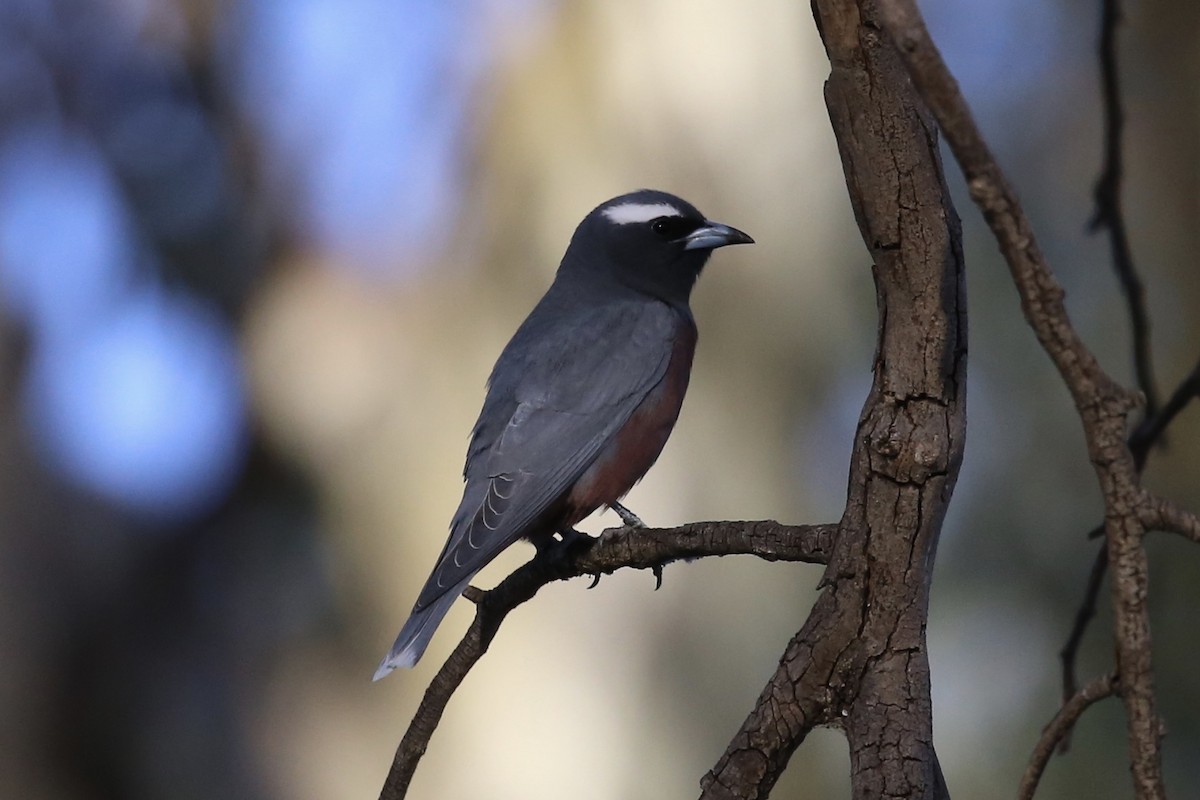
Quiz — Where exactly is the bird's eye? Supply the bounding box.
[649,216,696,240]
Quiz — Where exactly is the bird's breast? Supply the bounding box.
[563,318,698,523]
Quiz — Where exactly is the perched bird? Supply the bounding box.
[374,189,752,679]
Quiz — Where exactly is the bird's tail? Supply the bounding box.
[373,575,473,681]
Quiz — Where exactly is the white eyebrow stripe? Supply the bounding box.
[601,202,683,225]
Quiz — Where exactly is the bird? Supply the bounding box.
[374,189,752,679]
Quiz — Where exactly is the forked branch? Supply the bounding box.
[378,520,835,800]
[1019,673,1119,800]
[877,0,1196,796]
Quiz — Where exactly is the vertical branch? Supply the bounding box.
[875,1,1167,796]
[1019,673,1119,800]
[1129,357,1200,462]
[1089,0,1159,416]
[1061,355,1199,713]
[1059,544,1107,720]
[700,0,965,796]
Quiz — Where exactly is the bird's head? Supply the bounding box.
[562,189,753,307]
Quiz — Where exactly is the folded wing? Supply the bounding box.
[375,298,683,675]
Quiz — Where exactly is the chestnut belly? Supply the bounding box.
[563,322,696,524]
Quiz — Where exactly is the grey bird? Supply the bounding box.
[374,189,752,679]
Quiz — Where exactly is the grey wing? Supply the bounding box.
[415,298,681,609]
[373,299,682,675]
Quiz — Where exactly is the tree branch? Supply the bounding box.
[876,1,1172,795]
[1129,356,1200,467]
[378,520,835,800]
[1139,494,1200,544]
[1058,542,1107,748]
[1060,0,1150,712]
[1019,673,1119,800]
[1062,356,1199,707]
[1089,0,1158,416]
[700,0,966,795]
[378,2,1196,797]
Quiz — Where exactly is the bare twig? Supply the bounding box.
[1057,2,1200,717]
[1061,0,1142,708]
[378,520,835,800]
[1019,673,1119,800]
[1062,356,1199,702]
[876,1,1168,795]
[1130,357,1200,467]
[1089,0,1158,416]
[1058,542,1107,750]
[1140,494,1200,544]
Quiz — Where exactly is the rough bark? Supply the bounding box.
[875,0,1200,795]
[698,1,966,797]
[378,0,1200,795]
[378,521,836,800]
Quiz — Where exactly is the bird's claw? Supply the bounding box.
[557,527,594,550]
[610,501,645,528]
[587,572,602,589]
[651,564,663,590]
[535,528,596,571]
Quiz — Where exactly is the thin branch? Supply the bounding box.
[1019,673,1119,800]
[1089,0,1158,416]
[876,1,1166,795]
[1059,0,1150,708]
[1062,356,1200,701]
[1129,356,1200,468]
[378,520,835,800]
[877,0,1139,414]
[1140,493,1200,544]
[1058,543,1108,752]
[574,519,836,573]
[1057,0,1200,723]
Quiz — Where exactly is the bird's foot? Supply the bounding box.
[550,528,604,588]
[533,527,596,570]
[610,501,645,528]
[556,527,595,551]
[651,563,664,591]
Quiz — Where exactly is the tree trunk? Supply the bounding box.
[700,0,965,796]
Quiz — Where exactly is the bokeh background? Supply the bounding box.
[1,0,1197,798]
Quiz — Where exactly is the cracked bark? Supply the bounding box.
[699,1,964,797]
[378,0,1200,794]
[875,0,1199,795]
[378,3,967,784]
[378,521,835,800]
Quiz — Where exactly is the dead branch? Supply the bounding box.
[378,520,835,800]
[1019,673,1119,800]
[700,0,966,795]
[875,0,1196,796]
[1063,356,1200,709]
[1089,0,1158,415]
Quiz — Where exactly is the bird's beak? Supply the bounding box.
[681,220,755,251]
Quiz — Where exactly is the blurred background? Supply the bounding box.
[0,0,1196,798]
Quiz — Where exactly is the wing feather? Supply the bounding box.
[412,297,682,610]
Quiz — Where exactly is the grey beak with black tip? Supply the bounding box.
[681,221,755,251]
